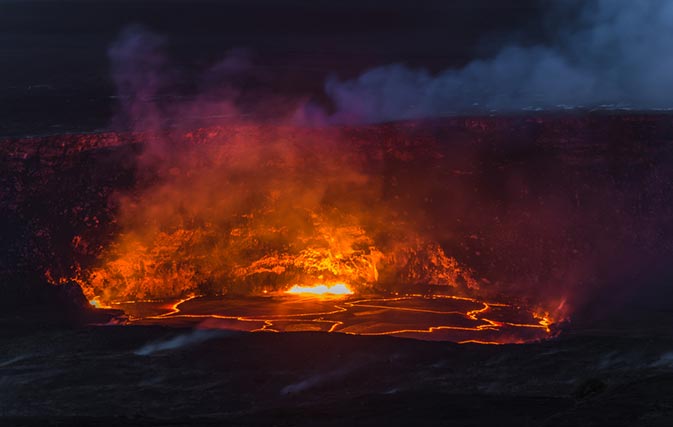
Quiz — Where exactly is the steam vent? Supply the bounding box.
[4,1,673,425]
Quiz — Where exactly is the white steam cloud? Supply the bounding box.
[108,2,673,126]
[325,0,673,122]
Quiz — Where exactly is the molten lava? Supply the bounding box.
[110,293,552,343]
[285,283,354,296]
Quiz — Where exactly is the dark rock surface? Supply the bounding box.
[1,327,673,426]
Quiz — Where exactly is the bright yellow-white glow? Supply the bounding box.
[89,298,107,309]
[285,283,354,296]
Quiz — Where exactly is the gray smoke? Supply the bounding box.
[325,0,673,122]
[134,329,229,356]
[108,25,168,130]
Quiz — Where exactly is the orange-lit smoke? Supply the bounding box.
[81,125,478,304]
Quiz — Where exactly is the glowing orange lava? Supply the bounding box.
[285,283,354,296]
[105,292,555,344]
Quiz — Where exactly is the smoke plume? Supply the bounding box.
[87,27,480,305]
[109,1,673,125]
[135,329,229,356]
[324,0,673,122]
[90,10,673,325]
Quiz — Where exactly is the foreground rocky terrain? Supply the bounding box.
[1,324,673,426]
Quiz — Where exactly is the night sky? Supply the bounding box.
[6,1,673,135]
[0,0,550,135]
